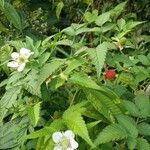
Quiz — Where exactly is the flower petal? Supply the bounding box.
[54,145,63,150]
[64,130,75,139]
[52,132,63,143]
[20,48,33,58]
[66,148,74,150]
[7,61,19,68]
[17,63,26,72]
[70,139,78,149]
[11,52,19,60]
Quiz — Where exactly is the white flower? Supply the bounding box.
[52,130,78,150]
[7,48,34,72]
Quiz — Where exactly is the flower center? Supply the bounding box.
[60,137,70,149]
[18,56,27,63]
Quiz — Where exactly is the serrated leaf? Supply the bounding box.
[116,115,138,138]
[0,117,28,149]
[23,70,41,97]
[88,42,108,78]
[87,120,101,129]
[95,12,110,26]
[134,95,150,118]
[38,59,64,85]
[63,104,95,147]
[39,52,51,65]
[0,86,22,122]
[7,73,22,85]
[85,90,112,122]
[85,90,121,123]
[69,72,100,90]
[118,21,144,38]
[94,123,127,145]
[117,18,126,30]
[138,55,150,65]
[1,2,22,30]
[126,137,137,150]
[26,119,64,139]
[64,58,84,75]
[110,2,127,17]
[123,100,139,117]
[9,40,26,50]
[26,102,41,126]
[137,138,150,150]
[125,21,143,31]
[137,123,150,136]
[69,71,118,100]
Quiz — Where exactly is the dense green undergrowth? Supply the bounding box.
[0,0,150,150]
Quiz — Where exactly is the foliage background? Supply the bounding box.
[0,0,150,150]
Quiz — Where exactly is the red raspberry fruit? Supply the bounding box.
[105,69,116,80]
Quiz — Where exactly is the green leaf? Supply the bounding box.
[1,2,22,30]
[43,138,54,150]
[85,90,112,122]
[100,23,115,33]
[137,138,150,150]
[23,70,41,97]
[56,1,64,19]
[95,12,110,26]
[9,40,26,50]
[26,119,64,139]
[64,58,84,75]
[26,102,41,126]
[26,36,39,57]
[62,23,86,36]
[118,21,143,38]
[38,59,64,85]
[84,10,98,23]
[125,21,143,31]
[110,2,127,17]
[62,26,75,36]
[0,21,7,33]
[87,120,101,129]
[69,72,118,100]
[123,100,139,117]
[137,123,150,136]
[56,39,73,46]
[0,117,28,149]
[83,0,93,5]
[117,18,126,30]
[0,86,22,122]
[94,123,127,145]
[126,137,137,150]
[116,115,138,138]
[134,95,150,118]
[88,42,108,78]
[39,52,51,65]
[85,90,121,122]
[69,72,100,90]
[63,104,95,147]
[7,72,25,86]
[49,77,65,90]
[0,0,4,8]
[138,55,150,66]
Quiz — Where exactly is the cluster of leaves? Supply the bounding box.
[0,0,150,150]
